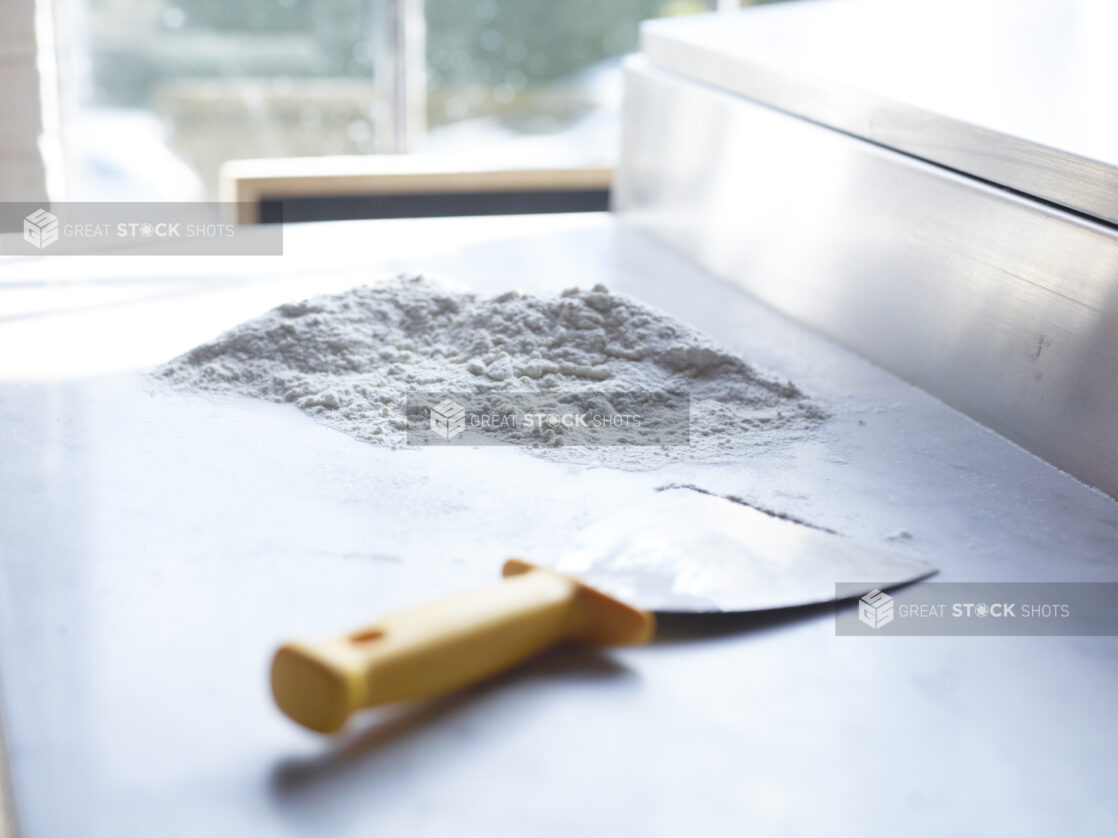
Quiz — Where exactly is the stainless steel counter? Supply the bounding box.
[642,0,1118,225]
[619,0,1118,499]
[2,214,1116,836]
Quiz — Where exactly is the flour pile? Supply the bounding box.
[158,275,824,463]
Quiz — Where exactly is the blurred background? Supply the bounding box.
[56,0,793,200]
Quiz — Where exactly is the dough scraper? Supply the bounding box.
[272,488,934,732]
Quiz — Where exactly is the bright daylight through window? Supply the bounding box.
[60,0,788,200]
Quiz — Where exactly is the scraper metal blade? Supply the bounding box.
[554,487,934,613]
[272,488,935,732]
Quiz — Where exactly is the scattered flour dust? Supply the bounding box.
[157,275,826,466]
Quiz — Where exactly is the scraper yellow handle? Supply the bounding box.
[271,560,654,733]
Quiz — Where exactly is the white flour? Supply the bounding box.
[158,275,824,465]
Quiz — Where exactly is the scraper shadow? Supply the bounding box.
[652,577,932,644]
[652,600,837,644]
[269,645,629,803]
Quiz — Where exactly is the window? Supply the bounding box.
[61,0,788,200]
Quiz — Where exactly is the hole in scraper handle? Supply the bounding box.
[349,628,385,644]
